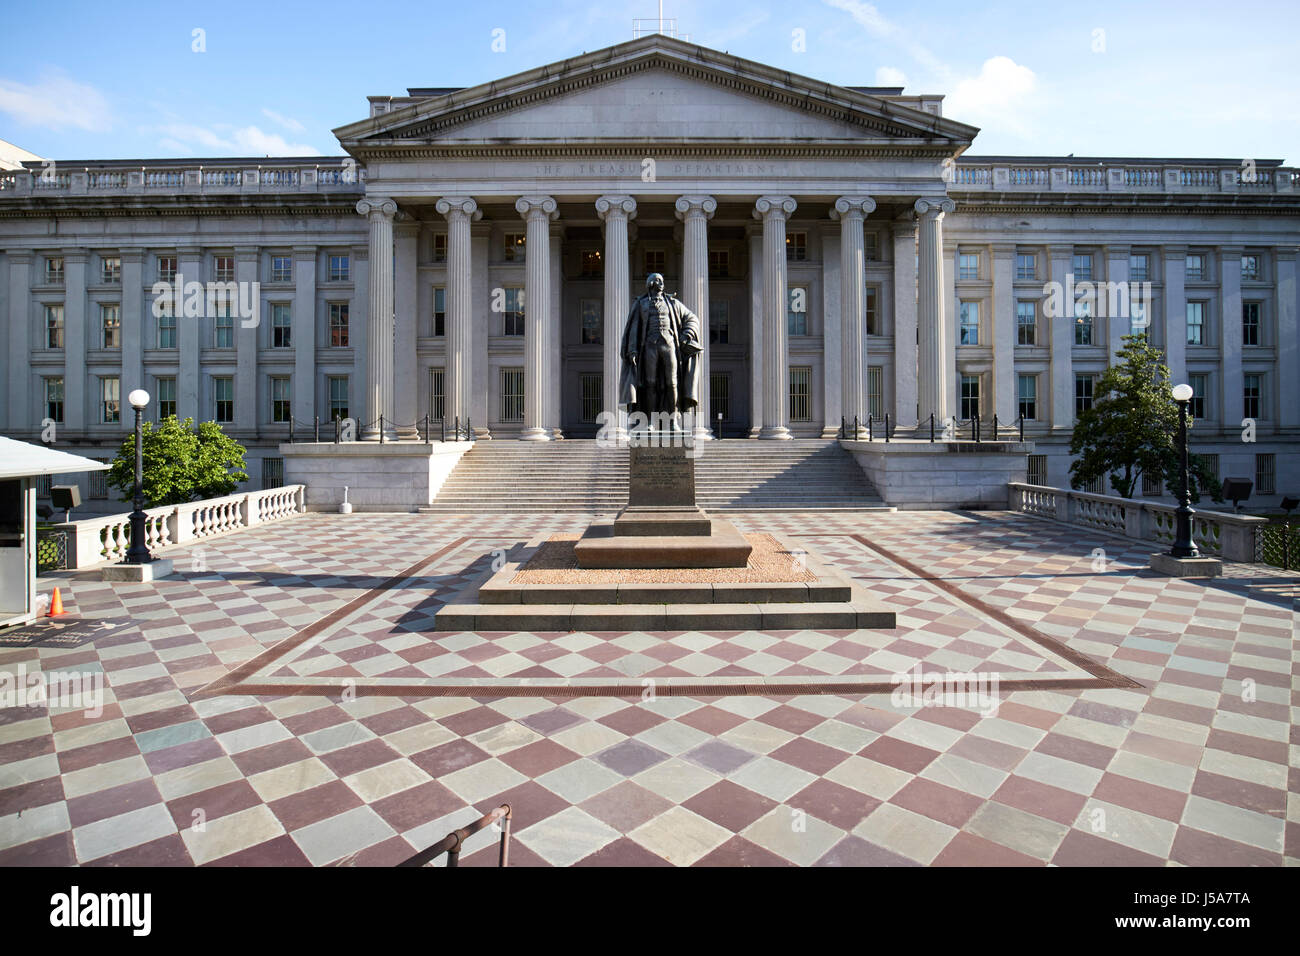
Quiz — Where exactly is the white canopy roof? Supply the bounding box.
[0,436,110,480]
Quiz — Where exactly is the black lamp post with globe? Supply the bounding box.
[1169,382,1198,559]
[124,388,154,565]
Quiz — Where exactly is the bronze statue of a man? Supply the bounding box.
[619,273,702,422]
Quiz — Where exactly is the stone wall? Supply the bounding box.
[280,442,472,512]
[841,439,1031,509]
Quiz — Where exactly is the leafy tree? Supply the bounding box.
[1069,335,1222,502]
[107,416,249,506]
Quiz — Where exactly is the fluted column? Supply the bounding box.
[892,217,919,429]
[516,196,557,441]
[436,197,480,434]
[676,195,716,440]
[357,198,396,440]
[597,195,636,441]
[915,197,955,425]
[832,197,875,435]
[393,221,420,439]
[755,195,797,439]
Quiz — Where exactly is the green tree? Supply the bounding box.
[1069,335,1222,502]
[107,416,249,506]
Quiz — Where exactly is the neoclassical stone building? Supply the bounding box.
[2,35,1297,508]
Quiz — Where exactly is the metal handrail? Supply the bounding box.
[399,804,512,868]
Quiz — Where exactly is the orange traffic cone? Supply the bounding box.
[47,587,64,617]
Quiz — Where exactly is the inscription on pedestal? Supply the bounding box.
[628,445,696,507]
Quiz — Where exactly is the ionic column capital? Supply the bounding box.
[596,195,638,221]
[831,196,876,220]
[515,195,558,221]
[356,197,397,219]
[754,195,797,221]
[913,197,956,219]
[675,195,717,220]
[435,196,481,222]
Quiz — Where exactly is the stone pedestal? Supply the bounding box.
[1148,552,1224,578]
[102,559,173,582]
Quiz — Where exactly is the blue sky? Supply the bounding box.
[1,0,1295,163]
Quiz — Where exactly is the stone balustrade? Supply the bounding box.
[1008,482,1266,562]
[952,160,1298,195]
[52,485,306,569]
[0,162,364,197]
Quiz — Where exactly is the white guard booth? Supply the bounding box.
[0,437,110,628]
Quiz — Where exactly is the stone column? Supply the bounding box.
[832,197,875,435]
[238,246,263,434]
[549,229,564,439]
[596,195,636,441]
[676,195,715,440]
[747,223,764,437]
[516,195,557,441]
[914,198,955,425]
[754,195,796,439]
[469,223,491,437]
[1219,245,1243,427]
[1163,245,1188,387]
[120,249,144,405]
[1275,246,1299,431]
[892,217,918,429]
[176,247,202,425]
[990,242,1017,424]
[1047,243,1074,429]
[393,221,420,439]
[350,243,369,428]
[436,197,481,436]
[1105,244,1130,362]
[6,252,32,432]
[357,198,396,440]
[63,250,88,433]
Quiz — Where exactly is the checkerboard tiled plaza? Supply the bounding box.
[1,510,1295,866]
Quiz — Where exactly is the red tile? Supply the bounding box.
[891,777,982,828]
[789,778,880,831]
[682,780,778,833]
[1051,828,1164,867]
[1169,826,1282,867]
[695,835,795,867]
[991,775,1087,826]
[860,736,940,774]
[932,831,1045,866]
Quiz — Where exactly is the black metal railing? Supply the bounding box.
[1254,520,1297,571]
[284,414,475,445]
[399,804,511,868]
[36,529,68,574]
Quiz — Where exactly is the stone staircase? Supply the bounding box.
[419,438,884,513]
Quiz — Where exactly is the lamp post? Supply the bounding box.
[124,389,152,565]
[1170,383,1198,559]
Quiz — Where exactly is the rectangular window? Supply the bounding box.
[1186,301,1205,346]
[1129,297,1149,337]
[1074,297,1093,346]
[786,232,808,262]
[431,368,445,422]
[787,287,808,336]
[101,256,121,284]
[329,254,350,282]
[1018,374,1037,421]
[158,311,177,349]
[1242,302,1260,346]
[45,305,64,349]
[503,233,525,262]
[328,376,348,421]
[1072,253,1092,281]
[1255,453,1276,495]
[1142,472,1163,497]
[580,249,603,278]
[101,377,120,423]
[262,457,284,490]
[101,304,121,348]
[864,232,879,262]
[45,257,64,284]
[580,373,602,423]
[500,367,524,422]
[580,299,602,345]
[1016,253,1036,281]
[36,475,51,498]
[1129,253,1149,281]
[423,287,441,336]
[709,300,729,345]
[958,253,980,280]
[710,373,730,422]
[214,256,235,282]
[708,249,729,278]
[643,249,665,275]
[503,288,525,336]
[1189,373,1208,420]
[1243,374,1261,419]
[271,376,291,423]
[1241,254,1260,280]
[959,301,979,345]
[214,377,234,423]
[272,304,292,347]
[44,377,64,423]
[329,303,349,347]
[433,233,447,264]
[156,377,176,419]
[1201,453,1219,482]
[865,286,879,336]
[1074,374,1095,415]
[1026,454,1047,486]
[215,309,234,349]
[961,374,981,420]
[157,255,176,283]
[271,256,292,282]
[1016,301,1036,345]
[867,366,883,420]
[88,462,108,499]
[789,366,812,421]
[1185,253,1204,280]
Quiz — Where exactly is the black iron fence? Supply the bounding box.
[840,413,1026,443]
[1254,520,1298,571]
[282,415,475,444]
[36,529,68,574]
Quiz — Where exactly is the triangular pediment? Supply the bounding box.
[335,35,976,154]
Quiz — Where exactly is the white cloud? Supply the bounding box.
[154,122,319,157]
[261,108,306,133]
[0,70,112,131]
[874,66,907,89]
[823,0,949,78]
[945,56,1040,137]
